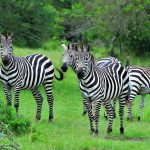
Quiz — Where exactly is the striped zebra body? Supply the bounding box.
[127,65,150,121]
[0,34,63,121]
[61,43,118,118]
[74,48,129,135]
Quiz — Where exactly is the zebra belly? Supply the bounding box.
[139,86,150,95]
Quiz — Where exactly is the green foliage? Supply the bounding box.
[0,123,20,150]
[0,101,30,135]
[0,0,63,47]
[0,0,149,55]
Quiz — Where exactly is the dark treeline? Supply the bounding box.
[0,0,149,55]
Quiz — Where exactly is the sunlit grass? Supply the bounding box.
[0,45,150,150]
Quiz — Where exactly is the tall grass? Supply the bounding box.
[0,44,150,150]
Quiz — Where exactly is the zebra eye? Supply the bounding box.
[85,57,88,60]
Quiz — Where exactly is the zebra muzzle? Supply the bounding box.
[2,56,9,66]
[77,68,84,79]
[61,63,68,72]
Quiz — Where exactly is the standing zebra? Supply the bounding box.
[73,45,129,134]
[126,65,150,121]
[0,33,63,122]
[61,42,118,118]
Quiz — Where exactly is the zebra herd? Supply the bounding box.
[0,33,149,135]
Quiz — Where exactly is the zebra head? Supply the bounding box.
[75,44,94,79]
[61,42,77,72]
[0,33,13,66]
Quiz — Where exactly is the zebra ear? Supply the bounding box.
[7,33,13,44]
[82,44,86,52]
[86,43,90,52]
[61,41,68,51]
[74,43,78,51]
[0,34,6,42]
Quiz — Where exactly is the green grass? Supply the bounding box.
[0,45,150,150]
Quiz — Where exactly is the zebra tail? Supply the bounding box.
[54,68,64,81]
[125,55,130,67]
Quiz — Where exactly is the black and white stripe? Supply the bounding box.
[61,42,118,118]
[74,45,129,135]
[127,65,150,121]
[0,34,63,121]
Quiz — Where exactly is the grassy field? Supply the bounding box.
[0,43,150,150]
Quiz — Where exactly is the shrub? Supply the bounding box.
[0,100,30,135]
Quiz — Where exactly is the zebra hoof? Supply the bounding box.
[49,116,53,122]
[95,129,99,136]
[90,128,95,134]
[120,127,124,134]
[127,117,133,121]
[82,111,87,116]
[138,117,141,121]
[107,127,112,133]
[35,115,41,121]
[7,102,12,106]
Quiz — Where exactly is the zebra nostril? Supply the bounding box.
[61,63,68,72]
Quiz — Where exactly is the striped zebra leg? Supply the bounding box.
[104,102,114,133]
[31,88,43,121]
[127,88,139,121]
[138,95,145,121]
[83,96,95,133]
[2,83,12,106]
[113,99,117,118]
[94,100,102,135]
[82,102,87,116]
[14,87,21,116]
[119,98,126,134]
[43,80,54,122]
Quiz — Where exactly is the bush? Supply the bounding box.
[0,100,30,135]
[0,123,20,149]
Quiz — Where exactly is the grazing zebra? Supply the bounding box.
[0,33,63,122]
[73,44,129,135]
[61,42,118,118]
[126,65,150,121]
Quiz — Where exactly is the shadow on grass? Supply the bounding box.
[104,134,150,141]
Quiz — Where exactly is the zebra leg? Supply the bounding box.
[14,87,21,116]
[119,99,125,134]
[104,102,114,133]
[104,110,108,120]
[82,101,87,116]
[2,83,12,106]
[127,88,139,121]
[103,102,108,120]
[94,100,102,135]
[43,80,54,122]
[31,88,43,121]
[113,99,117,118]
[83,97,95,134]
[138,95,145,121]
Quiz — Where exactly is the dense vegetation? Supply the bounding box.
[0,0,149,55]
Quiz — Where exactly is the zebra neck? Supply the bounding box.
[71,59,76,72]
[81,67,97,84]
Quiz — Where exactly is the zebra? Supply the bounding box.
[0,33,63,122]
[73,44,129,135]
[61,42,118,118]
[126,65,150,121]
